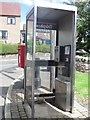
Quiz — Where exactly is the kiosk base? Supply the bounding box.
[55,78,71,111]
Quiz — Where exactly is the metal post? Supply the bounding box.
[50,30,56,91]
[70,12,77,113]
[24,19,28,103]
[24,66,26,101]
[50,30,52,91]
[31,5,37,119]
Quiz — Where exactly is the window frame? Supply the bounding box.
[7,16,16,25]
[0,30,8,39]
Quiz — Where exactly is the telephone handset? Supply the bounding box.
[54,46,64,63]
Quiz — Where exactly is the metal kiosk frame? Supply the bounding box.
[24,1,77,118]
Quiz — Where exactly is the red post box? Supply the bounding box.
[18,44,25,68]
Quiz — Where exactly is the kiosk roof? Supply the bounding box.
[27,1,77,20]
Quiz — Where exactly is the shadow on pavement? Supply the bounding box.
[0,106,4,120]
[0,86,9,98]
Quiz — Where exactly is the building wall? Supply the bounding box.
[0,16,20,43]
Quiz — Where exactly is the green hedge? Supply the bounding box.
[0,43,50,55]
[0,43,18,55]
[36,44,50,53]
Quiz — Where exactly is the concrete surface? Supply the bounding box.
[1,54,89,119]
[5,79,89,119]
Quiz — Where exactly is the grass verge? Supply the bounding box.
[75,71,89,98]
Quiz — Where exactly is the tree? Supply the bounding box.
[73,1,90,53]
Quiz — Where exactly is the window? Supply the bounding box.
[0,30,8,39]
[7,17,16,24]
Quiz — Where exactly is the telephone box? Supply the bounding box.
[24,1,77,118]
[18,45,25,68]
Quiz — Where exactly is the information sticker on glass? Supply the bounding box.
[65,45,70,55]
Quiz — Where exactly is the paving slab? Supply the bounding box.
[5,86,89,119]
[4,73,89,119]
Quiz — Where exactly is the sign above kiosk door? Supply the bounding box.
[36,22,57,30]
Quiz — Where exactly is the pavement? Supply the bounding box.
[4,69,89,119]
[1,54,90,119]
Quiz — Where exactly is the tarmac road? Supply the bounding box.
[0,73,14,119]
[0,58,17,72]
[0,55,23,119]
